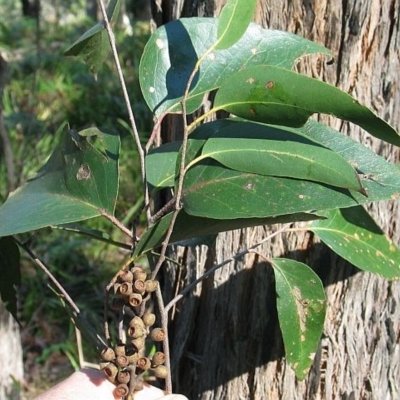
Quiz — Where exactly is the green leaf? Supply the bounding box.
[63,0,121,73]
[64,23,109,73]
[216,0,257,50]
[309,207,400,279]
[214,65,400,146]
[198,122,363,192]
[181,120,400,219]
[0,128,120,237]
[139,18,330,116]
[146,141,181,190]
[133,210,321,258]
[0,237,21,320]
[271,258,326,380]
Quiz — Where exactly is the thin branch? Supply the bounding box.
[145,112,168,152]
[155,284,172,393]
[99,208,134,239]
[150,196,177,224]
[149,55,204,280]
[165,223,293,313]
[15,238,108,350]
[97,0,150,216]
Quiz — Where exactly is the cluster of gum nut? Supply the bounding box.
[99,266,167,398]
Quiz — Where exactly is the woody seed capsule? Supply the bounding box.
[100,347,116,362]
[144,279,158,293]
[114,383,129,397]
[137,356,151,371]
[150,327,166,342]
[153,365,168,379]
[119,269,134,282]
[142,312,156,327]
[117,370,131,384]
[131,266,147,281]
[129,316,145,328]
[128,293,143,307]
[151,351,166,367]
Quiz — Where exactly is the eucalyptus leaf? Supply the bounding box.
[63,0,121,73]
[133,210,320,258]
[0,128,120,237]
[181,120,400,219]
[146,141,181,190]
[198,122,363,192]
[216,0,257,50]
[271,258,326,380]
[214,65,400,146]
[310,207,400,279]
[139,18,330,116]
[0,237,21,320]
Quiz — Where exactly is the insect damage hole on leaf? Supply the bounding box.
[76,164,92,180]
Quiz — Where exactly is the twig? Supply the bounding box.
[149,51,204,280]
[165,223,292,313]
[15,238,108,350]
[97,0,150,218]
[150,197,177,224]
[99,208,134,239]
[145,112,168,152]
[155,285,172,393]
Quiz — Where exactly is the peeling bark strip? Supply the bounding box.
[152,1,400,399]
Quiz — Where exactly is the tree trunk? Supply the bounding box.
[152,1,400,399]
[0,301,23,400]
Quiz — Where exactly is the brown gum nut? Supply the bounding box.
[127,325,145,339]
[131,266,147,281]
[133,279,146,294]
[118,281,133,296]
[113,383,129,397]
[101,362,118,381]
[137,356,151,371]
[119,269,134,282]
[151,351,166,367]
[142,312,156,327]
[144,279,158,293]
[100,347,116,361]
[150,327,166,342]
[129,315,145,328]
[117,370,131,384]
[116,354,129,367]
[128,293,143,307]
[153,365,168,379]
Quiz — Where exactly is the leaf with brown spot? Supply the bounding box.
[310,206,400,279]
[271,258,326,380]
[0,128,120,236]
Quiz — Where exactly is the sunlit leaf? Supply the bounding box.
[271,258,326,380]
[181,120,400,219]
[63,0,121,73]
[198,122,363,192]
[0,237,21,321]
[310,206,400,279]
[0,128,120,237]
[215,0,257,50]
[214,65,400,146]
[139,18,330,116]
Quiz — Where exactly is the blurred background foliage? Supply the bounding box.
[0,0,152,392]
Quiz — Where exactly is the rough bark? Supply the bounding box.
[152,1,400,399]
[0,301,23,400]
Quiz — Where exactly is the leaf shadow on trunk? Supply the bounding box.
[161,241,361,399]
